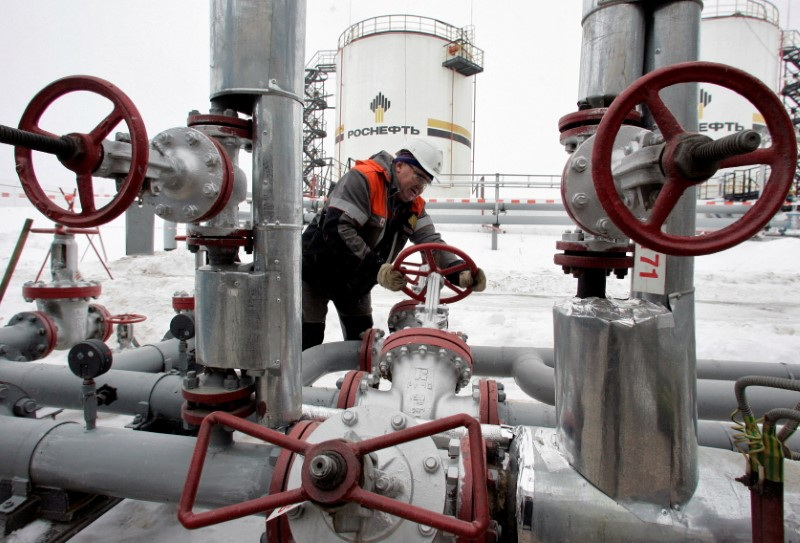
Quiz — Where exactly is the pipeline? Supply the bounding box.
[0,417,274,508]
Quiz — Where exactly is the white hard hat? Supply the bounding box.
[398,137,443,182]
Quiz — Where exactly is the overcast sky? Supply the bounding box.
[0,1,797,192]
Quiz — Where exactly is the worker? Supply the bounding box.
[301,137,487,349]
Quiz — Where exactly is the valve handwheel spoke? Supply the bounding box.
[178,411,489,540]
[392,242,478,303]
[15,76,149,227]
[592,61,797,256]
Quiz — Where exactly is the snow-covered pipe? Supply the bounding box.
[0,417,274,507]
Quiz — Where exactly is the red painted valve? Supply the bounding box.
[15,76,149,227]
[392,243,478,303]
[178,411,489,540]
[592,61,796,256]
[106,313,147,325]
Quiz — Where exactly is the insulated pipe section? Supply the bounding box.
[210,0,306,428]
[0,417,275,507]
[578,0,645,106]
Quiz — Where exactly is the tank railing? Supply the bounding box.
[701,0,779,24]
[783,29,800,50]
[305,49,337,70]
[697,164,767,200]
[443,35,485,71]
[338,14,472,50]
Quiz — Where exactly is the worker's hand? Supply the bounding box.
[377,263,406,291]
[458,268,487,292]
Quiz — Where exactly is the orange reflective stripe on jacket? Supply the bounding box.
[353,159,425,219]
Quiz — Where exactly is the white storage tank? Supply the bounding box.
[334,15,483,197]
[699,1,783,198]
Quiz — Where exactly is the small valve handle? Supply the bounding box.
[106,313,147,325]
[392,243,477,304]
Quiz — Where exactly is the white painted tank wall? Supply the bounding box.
[335,23,476,195]
[699,8,781,140]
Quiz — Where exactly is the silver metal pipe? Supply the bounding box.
[1,417,274,508]
[207,0,306,428]
[578,0,646,106]
[510,425,800,542]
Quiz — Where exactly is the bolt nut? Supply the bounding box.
[155,204,170,219]
[418,523,435,536]
[182,205,199,219]
[390,414,407,430]
[202,183,220,198]
[571,155,588,172]
[571,192,589,208]
[423,456,439,473]
[341,409,358,426]
[185,131,200,146]
[204,153,219,168]
[286,503,304,519]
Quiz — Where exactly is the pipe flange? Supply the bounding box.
[186,228,253,252]
[181,399,255,427]
[146,127,235,224]
[337,370,368,409]
[381,329,472,365]
[187,113,253,140]
[379,328,473,392]
[22,281,102,301]
[386,299,420,332]
[478,379,501,426]
[172,293,195,312]
[88,303,114,342]
[5,310,58,360]
[181,372,256,426]
[266,420,320,543]
[359,328,383,372]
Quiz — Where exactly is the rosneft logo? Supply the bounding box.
[698,88,712,119]
[370,92,391,123]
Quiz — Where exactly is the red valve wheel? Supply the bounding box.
[392,243,478,304]
[178,411,489,540]
[15,76,149,227]
[592,61,796,256]
[106,313,147,325]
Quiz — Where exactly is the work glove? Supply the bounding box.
[377,263,406,291]
[458,268,487,292]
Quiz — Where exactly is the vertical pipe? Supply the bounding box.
[251,90,304,427]
[578,0,646,106]
[642,0,703,504]
[209,0,306,428]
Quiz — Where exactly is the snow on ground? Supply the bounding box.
[1,203,799,541]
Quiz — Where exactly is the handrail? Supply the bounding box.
[701,0,779,25]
